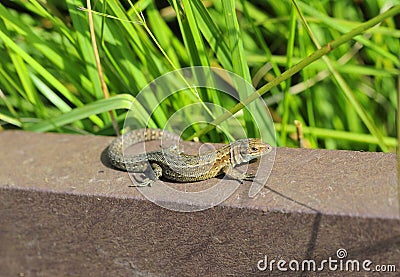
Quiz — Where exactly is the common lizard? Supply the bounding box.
[107,128,272,186]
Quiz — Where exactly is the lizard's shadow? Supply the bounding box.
[100,146,125,171]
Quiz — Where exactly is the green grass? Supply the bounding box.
[0,0,398,152]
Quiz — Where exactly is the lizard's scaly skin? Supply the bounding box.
[107,128,272,186]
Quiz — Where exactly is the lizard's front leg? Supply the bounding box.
[222,165,255,184]
[129,163,163,187]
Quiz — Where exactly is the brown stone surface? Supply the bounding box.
[0,130,399,276]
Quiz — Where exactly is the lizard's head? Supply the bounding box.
[232,138,273,164]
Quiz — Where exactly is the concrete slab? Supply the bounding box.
[0,130,398,276]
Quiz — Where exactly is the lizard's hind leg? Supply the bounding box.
[129,163,163,187]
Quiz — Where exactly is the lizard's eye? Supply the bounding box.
[251,147,258,152]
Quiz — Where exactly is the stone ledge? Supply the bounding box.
[0,130,398,276]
